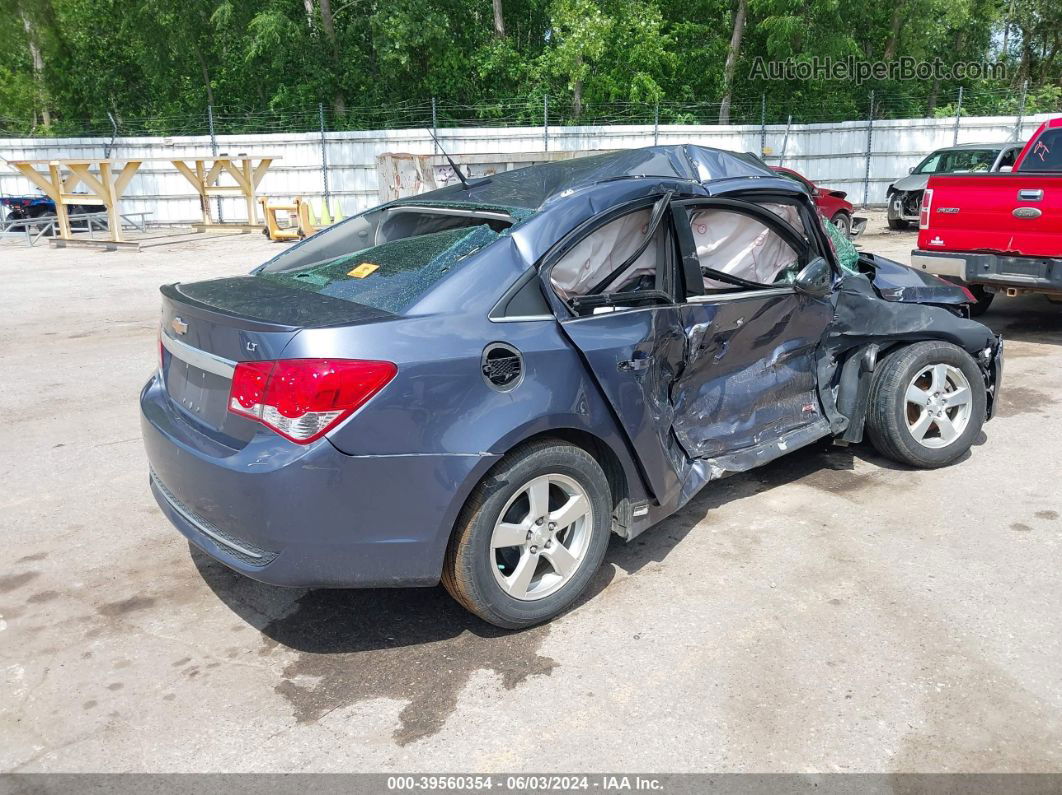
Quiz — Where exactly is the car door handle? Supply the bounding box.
[618,355,653,372]
[1017,189,1043,202]
[687,321,712,351]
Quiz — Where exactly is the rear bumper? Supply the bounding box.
[141,374,498,587]
[911,249,1062,295]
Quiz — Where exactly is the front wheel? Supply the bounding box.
[886,196,910,230]
[866,342,987,468]
[442,440,613,628]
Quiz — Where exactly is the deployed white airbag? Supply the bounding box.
[690,204,799,288]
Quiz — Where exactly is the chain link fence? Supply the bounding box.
[1,84,1058,139]
[1,84,1058,226]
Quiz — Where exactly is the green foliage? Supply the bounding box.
[0,0,1059,134]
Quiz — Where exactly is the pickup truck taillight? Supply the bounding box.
[228,358,397,444]
[919,188,933,229]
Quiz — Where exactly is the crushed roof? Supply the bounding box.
[402,145,778,211]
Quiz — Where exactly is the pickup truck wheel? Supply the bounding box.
[830,212,852,237]
[442,439,612,629]
[866,342,986,469]
[968,286,994,316]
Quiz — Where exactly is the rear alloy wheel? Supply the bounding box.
[866,341,987,468]
[490,473,593,601]
[443,440,612,628]
[830,211,852,237]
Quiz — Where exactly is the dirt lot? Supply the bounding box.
[1,212,1060,772]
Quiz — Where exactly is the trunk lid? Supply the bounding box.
[158,277,393,445]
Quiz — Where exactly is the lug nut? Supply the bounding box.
[535,517,544,526]
[548,522,556,531]
[529,545,538,554]
[545,540,552,548]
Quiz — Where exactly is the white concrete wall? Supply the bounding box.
[0,112,1052,224]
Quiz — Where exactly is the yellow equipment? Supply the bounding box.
[259,196,345,242]
[259,196,316,241]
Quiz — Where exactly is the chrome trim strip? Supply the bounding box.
[562,303,667,323]
[150,473,266,561]
[686,286,794,304]
[911,254,967,279]
[161,332,236,378]
[490,314,555,323]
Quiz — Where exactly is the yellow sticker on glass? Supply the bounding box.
[348,263,379,278]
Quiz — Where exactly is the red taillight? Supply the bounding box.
[227,358,397,444]
[919,188,933,230]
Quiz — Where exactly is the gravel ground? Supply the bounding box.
[1,211,1060,773]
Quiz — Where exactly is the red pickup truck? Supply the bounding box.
[912,117,1062,315]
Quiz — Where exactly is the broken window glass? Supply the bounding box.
[822,217,860,274]
[258,224,498,314]
[258,203,525,277]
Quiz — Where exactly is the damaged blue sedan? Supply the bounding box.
[141,146,1003,628]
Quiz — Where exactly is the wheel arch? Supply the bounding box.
[439,421,645,574]
[833,336,986,444]
[519,428,633,532]
[492,424,641,533]
[864,338,988,468]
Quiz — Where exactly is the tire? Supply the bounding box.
[442,439,613,629]
[27,207,57,233]
[967,286,994,317]
[886,195,910,230]
[866,341,987,468]
[830,211,852,237]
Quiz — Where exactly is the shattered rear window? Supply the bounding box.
[258,225,498,314]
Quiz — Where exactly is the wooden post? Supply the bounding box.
[98,161,124,243]
[48,161,72,240]
[241,158,256,224]
[195,161,210,224]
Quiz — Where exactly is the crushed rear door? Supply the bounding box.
[559,306,691,504]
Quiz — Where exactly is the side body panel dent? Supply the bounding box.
[673,293,835,458]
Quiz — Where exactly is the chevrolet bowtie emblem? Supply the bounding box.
[171,316,189,335]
